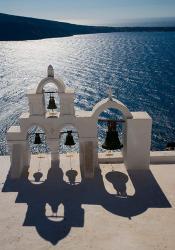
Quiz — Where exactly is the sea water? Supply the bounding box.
[0,32,175,154]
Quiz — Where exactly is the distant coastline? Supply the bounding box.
[0,13,175,41]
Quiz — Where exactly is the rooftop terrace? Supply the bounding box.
[0,153,175,250]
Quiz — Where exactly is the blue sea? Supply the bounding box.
[0,32,175,154]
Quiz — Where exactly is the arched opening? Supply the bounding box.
[96,107,132,196]
[27,125,50,184]
[58,125,81,185]
[43,83,60,117]
[97,108,124,154]
[91,97,132,162]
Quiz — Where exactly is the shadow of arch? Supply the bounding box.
[102,169,171,218]
[2,166,171,245]
[21,165,84,245]
[24,203,71,245]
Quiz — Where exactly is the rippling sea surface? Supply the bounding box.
[0,32,175,154]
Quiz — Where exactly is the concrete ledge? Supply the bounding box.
[98,151,175,165]
[6,126,23,141]
[19,112,30,119]
[98,152,123,164]
[7,126,21,133]
[64,87,74,94]
[150,151,175,164]
[75,110,92,117]
[45,111,60,118]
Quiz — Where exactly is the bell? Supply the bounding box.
[47,96,57,110]
[102,120,123,150]
[34,133,42,144]
[64,131,76,146]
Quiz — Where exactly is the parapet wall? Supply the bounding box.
[98,151,175,165]
[6,65,157,179]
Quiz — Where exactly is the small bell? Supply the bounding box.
[64,131,75,146]
[34,133,42,144]
[47,95,57,111]
[102,120,123,150]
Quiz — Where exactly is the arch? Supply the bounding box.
[91,98,133,121]
[58,124,79,152]
[97,108,124,153]
[58,124,81,184]
[58,122,81,138]
[25,124,50,166]
[24,123,49,140]
[36,77,66,94]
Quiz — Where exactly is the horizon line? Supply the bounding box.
[1,12,175,27]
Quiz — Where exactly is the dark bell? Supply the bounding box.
[102,120,123,150]
[65,130,76,146]
[34,133,42,144]
[47,96,57,110]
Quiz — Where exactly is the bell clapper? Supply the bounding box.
[33,131,43,172]
[110,152,114,172]
[47,93,57,117]
[37,153,45,172]
[106,150,113,157]
[106,150,114,172]
[66,150,73,169]
[66,149,74,174]
[102,119,123,172]
[106,150,114,171]
[69,152,72,170]
[65,130,76,170]
[37,153,41,172]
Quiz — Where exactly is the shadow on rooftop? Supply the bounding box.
[2,164,171,245]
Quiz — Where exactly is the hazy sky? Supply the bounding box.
[0,0,175,25]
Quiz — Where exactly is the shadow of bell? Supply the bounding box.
[33,172,43,182]
[106,171,128,183]
[105,171,129,197]
[66,169,78,185]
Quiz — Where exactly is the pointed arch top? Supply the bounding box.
[91,98,133,120]
[26,123,48,135]
[36,77,66,94]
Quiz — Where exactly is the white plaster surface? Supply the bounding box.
[0,154,175,250]
[7,69,154,178]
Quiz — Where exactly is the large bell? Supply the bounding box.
[64,131,76,146]
[102,121,123,150]
[47,96,57,110]
[34,133,42,144]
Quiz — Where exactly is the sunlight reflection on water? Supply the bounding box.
[0,32,175,154]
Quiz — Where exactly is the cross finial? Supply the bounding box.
[108,87,113,100]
